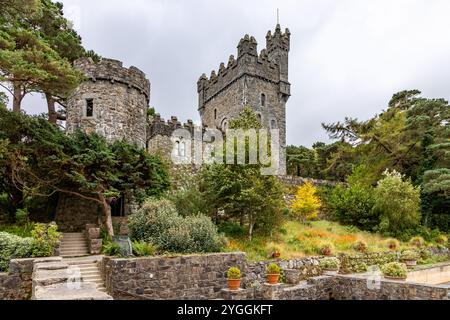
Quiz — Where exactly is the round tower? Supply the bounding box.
[66,57,150,149]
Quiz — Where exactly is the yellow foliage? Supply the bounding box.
[290,182,321,221]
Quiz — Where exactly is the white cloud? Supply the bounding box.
[2,0,450,146]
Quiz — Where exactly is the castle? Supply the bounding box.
[58,24,290,228]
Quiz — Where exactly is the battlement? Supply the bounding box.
[266,24,290,53]
[74,57,151,101]
[197,27,288,109]
[148,114,198,139]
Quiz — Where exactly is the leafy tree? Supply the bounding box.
[0,107,170,235]
[327,183,377,230]
[0,0,95,120]
[286,145,317,177]
[290,182,321,221]
[373,170,421,236]
[200,108,285,240]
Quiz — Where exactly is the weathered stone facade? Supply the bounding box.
[66,58,150,149]
[0,258,34,300]
[197,24,290,173]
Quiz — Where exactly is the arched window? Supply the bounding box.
[180,141,186,157]
[175,141,180,156]
[261,93,266,107]
[214,109,217,120]
[257,113,262,123]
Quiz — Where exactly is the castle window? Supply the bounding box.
[214,109,217,120]
[86,99,94,117]
[261,93,266,107]
[271,119,277,129]
[257,113,262,123]
[180,141,186,157]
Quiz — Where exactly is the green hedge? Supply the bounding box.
[0,232,33,272]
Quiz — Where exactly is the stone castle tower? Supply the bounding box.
[57,58,150,231]
[66,58,150,149]
[197,24,291,171]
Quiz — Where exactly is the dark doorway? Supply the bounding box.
[111,195,125,217]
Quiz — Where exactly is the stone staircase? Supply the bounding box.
[63,256,106,292]
[60,233,89,257]
[32,257,111,300]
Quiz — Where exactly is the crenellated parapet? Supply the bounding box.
[266,24,290,54]
[197,32,282,110]
[74,57,151,102]
[147,114,197,140]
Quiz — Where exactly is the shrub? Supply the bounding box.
[30,223,61,257]
[184,215,227,253]
[132,241,157,257]
[227,267,241,279]
[381,262,408,279]
[290,182,321,221]
[15,208,29,225]
[0,232,33,272]
[128,199,180,243]
[320,257,340,270]
[353,240,367,253]
[102,242,122,256]
[435,234,448,245]
[327,183,377,231]
[386,239,400,251]
[401,250,420,261]
[373,170,421,236]
[266,263,281,274]
[409,236,425,248]
[129,198,226,254]
[319,243,334,256]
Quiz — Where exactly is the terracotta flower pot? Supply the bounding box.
[266,274,280,285]
[271,251,281,259]
[227,279,241,291]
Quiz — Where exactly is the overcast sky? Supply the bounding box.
[3,0,450,146]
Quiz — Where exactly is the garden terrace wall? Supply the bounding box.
[245,257,321,287]
[102,252,247,300]
[0,258,34,300]
[331,274,450,300]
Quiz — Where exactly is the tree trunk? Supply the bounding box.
[45,93,57,124]
[99,193,114,237]
[12,82,23,113]
[248,215,255,241]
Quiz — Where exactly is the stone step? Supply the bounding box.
[60,239,87,243]
[81,270,102,277]
[61,254,90,258]
[83,275,103,282]
[59,245,88,250]
[60,249,90,254]
[63,256,103,265]
[77,265,98,271]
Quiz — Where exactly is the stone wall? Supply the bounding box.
[102,252,247,300]
[55,194,101,232]
[245,257,321,287]
[331,274,450,300]
[0,258,34,300]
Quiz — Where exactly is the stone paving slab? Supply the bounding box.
[34,282,112,300]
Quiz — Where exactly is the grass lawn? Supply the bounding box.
[224,220,415,261]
